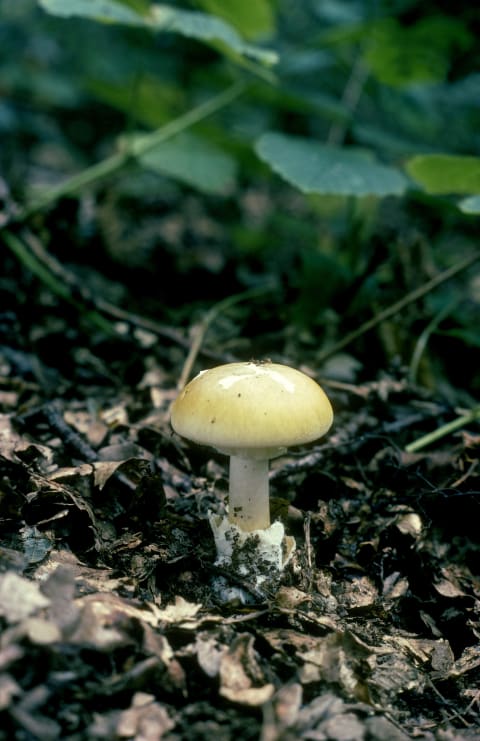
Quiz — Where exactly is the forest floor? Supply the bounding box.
[1,186,480,741]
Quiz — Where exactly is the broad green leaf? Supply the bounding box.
[406,154,480,195]
[131,132,237,195]
[38,0,277,66]
[255,132,408,197]
[196,0,275,40]
[459,195,480,214]
[149,6,277,65]
[38,0,143,23]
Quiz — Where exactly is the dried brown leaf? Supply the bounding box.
[69,592,164,649]
[116,692,174,740]
[0,674,21,711]
[23,617,62,645]
[154,596,223,629]
[0,572,50,624]
[195,634,227,678]
[0,414,52,465]
[270,682,302,727]
[433,566,468,598]
[299,632,370,698]
[221,683,275,706]
[219,633,274,706]
[322,711,365,741]
[63,409,109,448]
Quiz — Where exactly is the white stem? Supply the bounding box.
[228,456,270,532]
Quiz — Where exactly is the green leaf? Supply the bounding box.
[38,0,277,66]
[88,77,183,128]
[405,154,480,195]
[196,0,275,40]
[38,0,144,23]
[149,5,277,65]
[363,16,472,87]
[441,328,480,348]
[255,132,408,197]
[458,195,480,214]
[131,132,237,195]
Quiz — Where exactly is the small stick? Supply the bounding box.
[43,401,138,491]
[316,250,480,365]
[327,57,369,146]
[2,228,233,361]
[176,283,276,390]
[44,400,99,463]
[16,81,247,220]
[2,229,115,336]
[304,512,313,571]
[405,406,480,453]
[408,297,459,384]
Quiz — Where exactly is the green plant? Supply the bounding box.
[3,0,478,208]
[1,0,479,386]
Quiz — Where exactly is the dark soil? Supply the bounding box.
[0,188,479,740]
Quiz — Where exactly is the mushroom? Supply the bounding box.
[170,361,333,594]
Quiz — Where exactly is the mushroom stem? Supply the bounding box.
[228,456,270,532]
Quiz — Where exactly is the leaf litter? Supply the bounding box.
[1,1,480,735]
[0,322,479,740]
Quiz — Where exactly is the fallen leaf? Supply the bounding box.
[219,633,274,706]
[0,573,50,623]
[116,692,175,739]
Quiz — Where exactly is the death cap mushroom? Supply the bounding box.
[170,361,334,459]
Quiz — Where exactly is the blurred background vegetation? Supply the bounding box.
[1,0,479,397]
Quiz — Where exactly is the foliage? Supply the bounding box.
[256,132,409,196]
[406,154,480,195]
[1,0,479,386]
[3,0,478,203]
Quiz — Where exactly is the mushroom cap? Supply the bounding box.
[170,361,333,459]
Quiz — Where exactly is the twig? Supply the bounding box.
[316,250,480,365]
[405,406,480,453]
[2,229,115,335]
[270,405,446,481]
[408,297,459,384]
[304,511,313,571]
[43,400,140,493]
[208,564,270,605]
[176,283,277,390]
[427,677,472,728]
[2,228,236,361]
[13,228,183,342]
[16,80,247,220]
[43,400,99,463]
[327,57,369,146]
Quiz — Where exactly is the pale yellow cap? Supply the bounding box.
[171,361,333,459]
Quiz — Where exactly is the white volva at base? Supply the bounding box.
[209,514,295,601]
